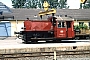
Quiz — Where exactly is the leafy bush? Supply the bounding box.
[79,24,84,29]
[83,24,88,30]
[74,25,80,30]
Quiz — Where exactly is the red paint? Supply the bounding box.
[24,20,52,31]
[66,21,75,38]
[71,21,75,38]
[57,28,67,38]
[24,20,31,31]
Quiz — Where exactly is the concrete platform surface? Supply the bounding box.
[0,37,90,54]
[0,37,90,49]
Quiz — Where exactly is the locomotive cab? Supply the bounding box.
[54,17,75,39]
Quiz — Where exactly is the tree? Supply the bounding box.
[11,0,26,8]
[37,0,42,8]
[40,0,69,9]
[30,0,38,8]
[25,0,39,8]
[80,0,90,9]
[58,0,69,9]
[80,3,83,9]
[46,0,59,9]
[11,0,69,9]
[24,1,32,8]
[83,0,90,9]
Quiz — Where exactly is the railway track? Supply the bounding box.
[0,50,90,60]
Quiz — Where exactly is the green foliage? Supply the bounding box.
[83,24,88,29]
[80,3,83,9]
[47,0,59,8]
[74,24,89,34]
[58,0,69,9]
[37,0,42,8]
[11,0,69,9]
[25,1,32,9]
[11,0,26,8]
[79,24,84,29]
[25,0,38,8]
[80,0,90,9]
[74,25,80,30]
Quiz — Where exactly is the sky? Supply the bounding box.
[0,0,80,9]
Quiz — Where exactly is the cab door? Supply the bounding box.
[56,21,67,38]
[66,21,74,38]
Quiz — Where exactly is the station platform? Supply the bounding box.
[0,37,90,54]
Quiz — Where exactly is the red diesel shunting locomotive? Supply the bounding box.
[14,0,89,43]
[15,16,75,43]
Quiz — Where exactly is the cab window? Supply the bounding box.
[57,21,65,28]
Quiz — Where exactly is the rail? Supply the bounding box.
[0,50,90,60]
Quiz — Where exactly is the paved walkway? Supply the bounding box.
[0,37,90,49]
[0,37,17,40]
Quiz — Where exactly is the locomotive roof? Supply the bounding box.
[55,16,74,21]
